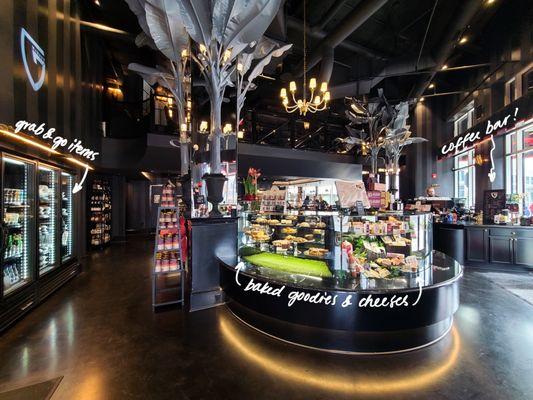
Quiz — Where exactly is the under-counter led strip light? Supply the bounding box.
[1,128,94,172]
[65,156,94,171]
[0,128,60,154]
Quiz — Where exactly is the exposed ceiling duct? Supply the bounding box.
[286,17,386,61]
[313,0,349,32]
[330,56,435,99]
[292,0,389,76]
[410,0,484,100]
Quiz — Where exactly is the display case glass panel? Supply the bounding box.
[38,165,59,275]
[238,211,434,289]
[60,172,74,261]
[239,211,335,278]
[2,155,36,295]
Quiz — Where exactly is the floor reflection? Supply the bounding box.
[218,312,460,396]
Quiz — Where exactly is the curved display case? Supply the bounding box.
[220,211,462,354]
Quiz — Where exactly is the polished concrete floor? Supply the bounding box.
[0,235,532,400]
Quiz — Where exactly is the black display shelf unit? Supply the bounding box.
[152,206,185,309]
[88,177,112,249]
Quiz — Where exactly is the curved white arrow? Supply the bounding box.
[411,276,423,306]
[235,263,244,287]
[72,165,89,194]
[488,134,496,183]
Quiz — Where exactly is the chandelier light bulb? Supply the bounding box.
[279,1,328,116]
[180,123,187,132]
[289,81,297,92]
[199,44,207,54]
[237,62,243,72]
[181,49,188,58]
[199,120,208,132]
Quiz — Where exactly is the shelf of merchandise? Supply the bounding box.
[89,179,112,249]
[152,206,184,309]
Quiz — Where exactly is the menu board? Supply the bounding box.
[483,189,506,223]
[335,180,370,209]
[259,189,287,213]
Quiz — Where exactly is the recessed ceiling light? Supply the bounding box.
[459,36,468,44]
[441,64,448,70]
[428,83,435,89]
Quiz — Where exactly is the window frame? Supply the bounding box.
[453,106,476,208]
[505,121,533,213]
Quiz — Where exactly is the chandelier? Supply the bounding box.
[280,0,330,116]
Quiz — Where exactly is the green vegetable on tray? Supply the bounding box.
[243,252,332,278]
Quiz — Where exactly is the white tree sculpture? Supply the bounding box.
[235,38,292,133]
[127,0,284,176]
[178,0,283,174]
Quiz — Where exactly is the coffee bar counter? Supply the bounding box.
[434,222,533,267]
[219,251,462,354]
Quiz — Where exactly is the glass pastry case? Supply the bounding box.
[238,211,432,286]
[223,211,461,353]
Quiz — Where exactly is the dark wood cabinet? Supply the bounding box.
[514,238,533,267]
[465,226,533,267]
[466,227,488,262]
[489,236,513,264]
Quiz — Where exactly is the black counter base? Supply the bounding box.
[226,298,453,354]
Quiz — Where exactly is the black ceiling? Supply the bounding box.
[80,0,529,152]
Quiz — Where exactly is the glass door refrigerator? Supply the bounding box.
[60,172,74,262]
[1,155,36,297]
[37,164,59,276]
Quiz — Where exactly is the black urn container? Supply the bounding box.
[202,173,227,217]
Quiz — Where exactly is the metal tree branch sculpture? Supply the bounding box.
[127,0,284,176]
[341,90,427,192]
[382,101,427,198]
[341,93,389,175]
[236,38,292,136]
[177,0,283,174]
[126,0,191,175]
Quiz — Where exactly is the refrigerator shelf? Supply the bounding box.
[6,224,23,230]
[153,268,183,275]
[4,280,29,296]
[3,254,23,262]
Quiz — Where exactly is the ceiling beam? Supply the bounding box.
[286,17,387,61]
[409,0,484,100]
[292,0,389,76]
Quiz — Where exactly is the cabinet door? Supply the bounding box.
[489,237,513,264]
[513,238,533,267]
[466,228,488,262]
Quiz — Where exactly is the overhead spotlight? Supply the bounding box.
[459,36,468,45]
[428,83,435,89]
[486,0,495,4]
[419,97,425,102]
[441,64,448,70]
[94,0,101,5]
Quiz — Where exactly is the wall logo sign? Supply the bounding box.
[20,28,46,91]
